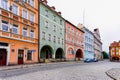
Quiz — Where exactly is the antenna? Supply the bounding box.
[83,8,85,26]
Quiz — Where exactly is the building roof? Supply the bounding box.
[66,20,84,33]
[39,0,66,21]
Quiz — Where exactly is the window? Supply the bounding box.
[72,38,74,43]
[45,10,48,17]
[60,20,62,25]
[23,28,28,36]
[45,21,48,28]
[23,0,28,3]
[30,13,35,22]
[2,21,9,32]
[58,37,60,44]
[62,39,64,44]
[48,34,51,41]
[27,50,32,60]
[69,49,74,54]
[42,32,45,40]
[2,0,8,10]
[30,0,34,7]
[53,25,56,31]
[12,4,18,15]
[60,28,62,34]
[23,9,27,19]
[30,30,34,38]
[68,27,70,31]
[53,15,56,22]
[53,36,56,43]
[12,24,18,34]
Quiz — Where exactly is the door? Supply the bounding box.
[0,49,7,66]
[18,50,24,64]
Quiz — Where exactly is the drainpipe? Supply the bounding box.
[38,0,41,63]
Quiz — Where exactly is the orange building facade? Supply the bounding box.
[109,41,120,61]
[0,0,38,66]
[66,20,84,60]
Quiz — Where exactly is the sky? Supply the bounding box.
[47,0,120,52]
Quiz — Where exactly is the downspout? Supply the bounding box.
[38,0,41,63]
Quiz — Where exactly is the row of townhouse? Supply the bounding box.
[0,0,102,66]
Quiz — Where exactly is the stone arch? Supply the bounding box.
[55,48,64,59]
[75,49,83,60]
[40,45,54,59]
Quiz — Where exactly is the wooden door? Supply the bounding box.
[0,49,7,66]
[18,50,24,64]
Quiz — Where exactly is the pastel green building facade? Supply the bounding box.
[39,2,65,60]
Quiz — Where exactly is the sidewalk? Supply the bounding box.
[0,61,84,71]
[106,68,120,80]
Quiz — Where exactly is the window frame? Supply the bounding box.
[22,28,28,36]
[1,21,9,32]
[30,30,35,38]
[27,50,33,61]
[29,0,34,7]
[30,12,35,22]
[12,24,19,34]
[1,0,8,10]
[22,9,28,19]
[12,4,19,15]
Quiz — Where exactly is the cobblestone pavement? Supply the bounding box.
[0,60,120,80]
[106,68,120,80]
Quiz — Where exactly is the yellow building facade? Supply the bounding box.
[0,0,38,66]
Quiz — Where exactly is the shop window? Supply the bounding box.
[27,50,32,60]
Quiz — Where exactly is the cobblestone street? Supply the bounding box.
[0,60,120,80]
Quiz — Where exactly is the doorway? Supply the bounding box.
[18,49,24,64]
[0,49,7,66]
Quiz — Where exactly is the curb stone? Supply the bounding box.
[106,68,120,80]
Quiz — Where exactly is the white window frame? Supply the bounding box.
[53,15,56,22]
[12,4,19,15]
[22,9,28,19]
[1,0,9,10]
[45,10,48,17]
[29,0,34,7]
[53,36,56,43]
[12,24,19,34]
[53,25,56,31]
[1,21,9,32]
[48,34,51,41]
[30,12,35,22]
[42,32,45,40]
[45,21,48,28]
[22,28,28,36]
[30,30,35,38]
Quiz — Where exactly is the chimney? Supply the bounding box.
[51,6,56,10]
[58,11,61,15]
[42,0,48,5]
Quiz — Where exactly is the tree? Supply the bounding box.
[102,51,109,59]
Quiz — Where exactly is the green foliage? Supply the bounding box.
[102,51,109,59]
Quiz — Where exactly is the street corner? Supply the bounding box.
[106,68,120,80]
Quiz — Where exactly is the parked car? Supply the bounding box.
[92,58,98,62]
[84,58,93,63]
[84,58,98,63]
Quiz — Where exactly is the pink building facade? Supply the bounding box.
[66,21,84,60]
